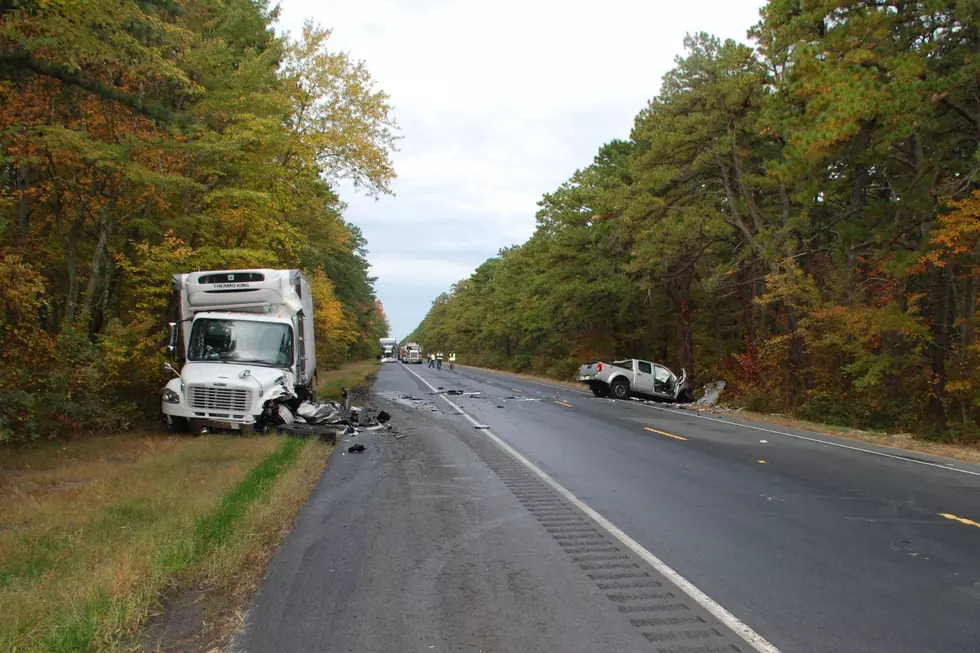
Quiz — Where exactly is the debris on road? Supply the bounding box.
[446,389,464,395]
[377,410,391,424]
[474,424,489,429]
[347,443,365,453]
[696,381,726,407]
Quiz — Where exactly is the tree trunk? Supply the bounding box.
[785,305,814,397]
[666,275,695,383]
[926,264,953,423]
[16,165,30,241]
[81,215,110,326]
[961,273,976,356]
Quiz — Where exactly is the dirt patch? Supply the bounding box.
[141,587,209,653]
[103,454,139,463]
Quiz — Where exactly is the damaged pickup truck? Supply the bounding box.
[161,268,319,434]
[578,359,693,403]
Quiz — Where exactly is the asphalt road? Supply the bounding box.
[236,362,980,653]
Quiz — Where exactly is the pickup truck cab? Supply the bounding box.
[578,359,692,403]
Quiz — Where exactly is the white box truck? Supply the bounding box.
[161,269,317,434]
[379,337,397,362]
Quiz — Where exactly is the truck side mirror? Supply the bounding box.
[162,362,180,378]
[167,322,178,359]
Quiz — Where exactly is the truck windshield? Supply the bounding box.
[188,319,293,366]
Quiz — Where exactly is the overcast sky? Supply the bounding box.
[276,0,765,340]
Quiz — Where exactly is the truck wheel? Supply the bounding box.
[239,424,254,436]
[167,416,189,434]
[610,378,630,400]
[678,388,694,404]
[591,384,609,398]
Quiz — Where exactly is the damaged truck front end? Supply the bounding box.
[161,269,318,435]
[162,332,302,434]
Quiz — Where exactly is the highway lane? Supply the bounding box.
[234,367,752,653]
[404,362,980,653]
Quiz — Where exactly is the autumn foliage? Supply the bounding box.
[410,1,980,442]
[0,2,394,441]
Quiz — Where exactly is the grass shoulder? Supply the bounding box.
[0,431,331,652]
[317,359,381,400]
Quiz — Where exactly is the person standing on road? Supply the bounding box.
[449,352,456,372]
[428,353,435,368]
[436,351,443,370]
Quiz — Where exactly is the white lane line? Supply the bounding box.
[458,366,590,395]
[636,404,980,478]
[401,363,780,653]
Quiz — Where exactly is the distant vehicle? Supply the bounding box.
[379,337,397,361]
[578,359,692,403]
[402,342,423,364]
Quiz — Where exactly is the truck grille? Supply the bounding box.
[187,385,252,413]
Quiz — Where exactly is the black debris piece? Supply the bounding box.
[496,405,504,408]
[347,443,365,453]
[376,410,391,424]
[446,389,464,396]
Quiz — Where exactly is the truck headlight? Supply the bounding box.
[162,388,181,404]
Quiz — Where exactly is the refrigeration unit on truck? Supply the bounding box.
[379,337,397,360]
[161,269,317,434]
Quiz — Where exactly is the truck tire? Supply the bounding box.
[167,416,189,434]
[239,424,254,436]
[591,384,609,398]
[610,378,630,400]
[677,388,694,404]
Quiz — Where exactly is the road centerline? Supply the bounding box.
[643,426,688,441]
[940,512,980,529]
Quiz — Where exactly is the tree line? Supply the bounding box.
[0,0,395,441]
[409,0,980,441]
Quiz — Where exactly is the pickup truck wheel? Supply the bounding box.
[591,384,609,398]
[610,378,630,400]
[678,388,694,404]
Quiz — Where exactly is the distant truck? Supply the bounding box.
[161,269,317,434]
[578,359,692,403]
[402,342,423,364]
[379,337,397,360]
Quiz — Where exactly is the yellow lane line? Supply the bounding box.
[512,388,523,393]
[556,401,574,408]
[758,460,767,464]
[644,427,688,441]
[940,513,980,529]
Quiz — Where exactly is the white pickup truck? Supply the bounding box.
[578,359,692,403]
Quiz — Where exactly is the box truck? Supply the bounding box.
[161,269,316,434]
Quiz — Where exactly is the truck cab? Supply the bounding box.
[161,269,316,434]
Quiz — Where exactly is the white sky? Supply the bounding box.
[276,0,765,339]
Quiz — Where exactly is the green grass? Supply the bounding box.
[317,359,380,399]
[37,438,304,652]
[0,434,313,652]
